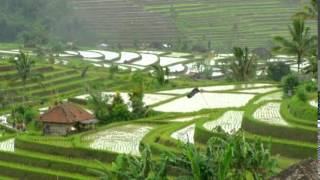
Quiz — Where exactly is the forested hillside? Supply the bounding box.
[0,0,94,47]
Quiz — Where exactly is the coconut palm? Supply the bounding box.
[229,47,256,81]
[151,64,169,86]
[273,18,316,73]
[10,51,44,102]
[293,0,318,20]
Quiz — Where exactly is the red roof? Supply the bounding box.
[39,102,94,124]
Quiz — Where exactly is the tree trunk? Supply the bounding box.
[22,81,26,104]
[297,53,301,73]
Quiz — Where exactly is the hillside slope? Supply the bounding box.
[71,0,178,46]
[72,0,316,51]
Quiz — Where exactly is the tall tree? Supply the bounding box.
[10,51,43,102]
[229,47,256,81]
[151,64,169,86]
[273,18,316,73]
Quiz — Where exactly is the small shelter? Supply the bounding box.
[39,102,98,136]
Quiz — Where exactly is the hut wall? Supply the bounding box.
[46,123,71,136]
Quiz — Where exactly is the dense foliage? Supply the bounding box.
[229,47,257,81]
[88,90,148,123]
[267,62,291,81]
[273,18,316,72]
[0,0,92,46]
[287,82,317,121]
[281,74,299,96]
[92,133,276,180]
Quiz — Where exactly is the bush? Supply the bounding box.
[267,62,290,81]
[281,74,299,96]
[296,87,307,102]
[129,88,147,119]
[304,81,317,92]
[288,96,317,122]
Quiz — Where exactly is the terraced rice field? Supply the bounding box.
[85,124,153,156]
[203,111,244,134]
[253,102,289,126]
[254,92,283,104]
[91,50,119,61]
[132,53,158,66]
[79,51,103,59]
[116,52,140,63]
[153,93,254,112]
[159,57,188,66]
[169,115,205,122]
[166,52,192,58]
[138,50,164,55]
[0,65,93,111]
[168,64,186,73]
[75,92,175,106]
[158,83,273,95]
[236,87,279,94]
[0,138,14,152]
[140,0,316,49]
[171,124,195,144]
[65,51,79,56]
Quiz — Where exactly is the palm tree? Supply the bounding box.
[10,51,44,102]
[151,64,169,86]
[273,18,316,73]
[293,0,318,20]
[229,47,256,81]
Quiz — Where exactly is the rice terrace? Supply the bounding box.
[0,0,318,179]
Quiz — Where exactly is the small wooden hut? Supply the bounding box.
[39,102,98,136]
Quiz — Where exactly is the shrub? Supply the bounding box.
[110,93,131,121]
[304,81,317,92]
[281,74,299,96]
[267,62,290,81]
[229,47,257,81]
[296,87,307,102]
[288,96,317,122]
[129,88,147,119]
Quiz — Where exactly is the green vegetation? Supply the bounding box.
[93,133,276,180]
[0,0,94,46]
[267,62,290,81]
[0,0,317,179]
[229,47,257,81]
[273,18,316,72]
